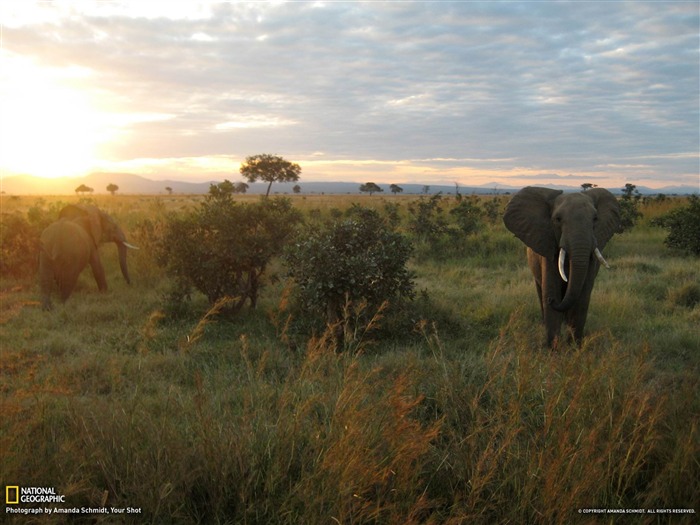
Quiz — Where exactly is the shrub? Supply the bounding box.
[667,282,700,309]
[407,194,450,242]
[1,213,41,278]
[651,195,700,255]
[284,206,414,344]
[482,197,504,224]
[449,195,484,236]
[158,196,301,316]
[0,200,63,279]
[617,183,642,233]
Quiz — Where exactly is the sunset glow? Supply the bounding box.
[1,1,698,191]
[0,56,108,178]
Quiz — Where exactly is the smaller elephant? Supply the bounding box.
[39,204,138,310]
[503,187,620,348]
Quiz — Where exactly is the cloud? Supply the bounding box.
[1,1,698,189]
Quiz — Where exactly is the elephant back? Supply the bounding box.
[40,219,93,265]
[59,204,102,247]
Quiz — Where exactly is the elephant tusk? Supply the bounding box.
[123,242,140,250]
[558,248,568,283]
[594,247,610,269]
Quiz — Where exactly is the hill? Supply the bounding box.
[1,172,696,196]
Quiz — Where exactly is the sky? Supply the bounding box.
[1,0,699,191]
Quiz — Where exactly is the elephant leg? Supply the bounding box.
[58,270,82,303]
[39,253,54,311]
[543,307,565,348]
[566,265,598,344]
[566,288,594,345]
[527,248,546,321]
[89,251,108,291]
[534,281,544,320]
[541,263,566,349]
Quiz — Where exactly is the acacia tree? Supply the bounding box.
[240,154,301,197]
[359,182,383,196]
[390,184,403,194]
[75,184,93,195]
[107,183,119,195]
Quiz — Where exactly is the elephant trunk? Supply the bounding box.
[117,242,131,284]
[549,245,590,312]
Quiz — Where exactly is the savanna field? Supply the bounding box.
[1,191,698,524]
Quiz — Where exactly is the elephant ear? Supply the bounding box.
[587,188,621,249]
[59,204,102,246]
[503,186,563,258]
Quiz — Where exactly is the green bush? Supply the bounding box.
[158,196,301,316]
[0,200,64,279]
[651,195,700,255]
[1,213,41,278]
[284,206,414,343]
[407,194,450,242]
[449,195,484,236]
[617,183,643,233]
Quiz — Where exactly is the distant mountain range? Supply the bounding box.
[1,172,697,196]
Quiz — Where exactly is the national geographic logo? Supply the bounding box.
[6,486,19,504]
[5,486,65,504]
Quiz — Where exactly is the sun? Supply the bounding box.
[0,55,108,179]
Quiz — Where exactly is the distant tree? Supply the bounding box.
[165,186,173,195]
[622,183,641,200]
[234,182,249,194]
[618,183,642,232]
[359,182,383,196]
[240,154,301,197]
[390,184,403,195]
[293,184,301,194]
[422,185,430,195]
[75,184,93,195]
[209,179,236,200]
[581,183,597,191]
[106,183,119,196]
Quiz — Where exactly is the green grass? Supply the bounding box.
[1,193,698,523]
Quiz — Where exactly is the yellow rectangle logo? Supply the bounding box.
[6,486,19,504]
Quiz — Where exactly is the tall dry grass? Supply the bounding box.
[1,193,698,523]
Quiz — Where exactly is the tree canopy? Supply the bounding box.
[240,154,301,197]
[209,179,236,200]
[359,182,383,196]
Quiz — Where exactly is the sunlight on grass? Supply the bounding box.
[1,193,697,522]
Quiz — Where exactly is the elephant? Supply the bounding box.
[39,204,138,310]
[503,187,621,348]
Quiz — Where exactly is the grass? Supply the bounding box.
[1,193,698,523]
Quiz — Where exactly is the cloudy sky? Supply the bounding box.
[1,1,698,190]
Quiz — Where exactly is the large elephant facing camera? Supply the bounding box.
[39,204,138,310]
[503,187,620,348]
